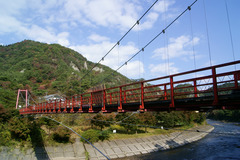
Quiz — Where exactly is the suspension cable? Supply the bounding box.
[20,92,26,106]
[138,25,141,80]
[203,0,212,66]
[188,5,197,80]
[189,6,197,71]
[28,91,38,105]
[118,41,120,71]
[115,111,139,124]
[166,32,170,75]
[79,0,159,81]
[98,0,198,85]
[164,0,170,76]
[42,116,110,160]
[224,0,236,70]
[27,92,31,106]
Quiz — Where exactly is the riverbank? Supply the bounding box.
[48,124,214,160]
[0,125,214,160]
[86,125,214,160]
[123,120,240,160]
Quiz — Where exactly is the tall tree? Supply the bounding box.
[137,112,156,132]
[91,113,110,131]
[116,113,140,134]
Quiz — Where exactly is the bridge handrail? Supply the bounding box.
[19,60,240,114]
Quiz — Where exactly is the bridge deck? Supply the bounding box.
[19,60,240,114]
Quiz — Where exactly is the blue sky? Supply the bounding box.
[1,0,240,80]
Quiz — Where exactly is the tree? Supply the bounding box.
[81,129,100,143]
[0,123,12,146]
[174,84,194,99]
[81,129,110,143]
[0,105,19,123]
[0,89,17,108]
[52,126,71,143]
[40,117,59,135]
[137,112,156,132]
[91,113,110,131]
[116,113,140,134]
[8,117,31,141]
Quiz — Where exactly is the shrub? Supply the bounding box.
[0,124,12,146]
[81,129,110,143]
[81,129,100,143]
[115,113,140,133]
[52,126,71,143]
[91,113,110,131]
[8,117,31,141]
[99,130,110,141]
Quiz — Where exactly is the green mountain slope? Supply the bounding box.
[0,40,130,108]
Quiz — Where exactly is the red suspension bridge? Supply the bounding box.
[18,60,240,114]
[15,0,240,115]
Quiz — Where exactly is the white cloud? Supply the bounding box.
[70,40,138,69]
[0,0,27,16]
[152,35,200,60]
[119,60,144,78]
[63,0,140,30]
[88,34,110,43]
[61,0,176,32]
[138,12,159,30]
[70,35,145,78]
[0,15,24,34]
[153,0,175,13]
[0,0,178,46]
[0,0,70,46]
[149,62,179,76]
[57,32,70,46]
[22,25,70,46]
[133,0,175,31]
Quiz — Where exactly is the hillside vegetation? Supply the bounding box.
[0,40,130,108]
[0,40,209,149]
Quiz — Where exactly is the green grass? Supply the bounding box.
[107,123,203,140]
[108,125,172,140]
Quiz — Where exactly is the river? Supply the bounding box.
[118,120,240,160]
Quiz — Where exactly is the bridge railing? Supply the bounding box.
[19,60,240,114]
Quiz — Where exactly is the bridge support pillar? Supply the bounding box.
[118,103,123,112]
[89,93,93,112]
[170,76,175,108]
[53,100,56,113]
[78,95,83,113]
[212,67,219,105]
[234,72,240,88]
[58,99,62,113]
[164,84,167,100]
[102,90,106,112]
[45,103,47,113]
[70,96,74,113]
[139,82,145,112]
[194,80,198,98]
[118,87,123,112]
[63,99,67,113]
[16,89,28,109]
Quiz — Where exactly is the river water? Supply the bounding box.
[119,120,240,160]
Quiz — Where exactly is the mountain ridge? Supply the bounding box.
[0,40,130,108]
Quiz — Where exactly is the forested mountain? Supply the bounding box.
[0,40,130,108]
